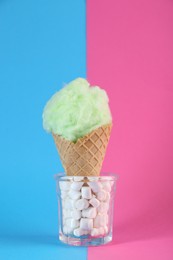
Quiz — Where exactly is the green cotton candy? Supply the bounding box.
[42,78,112,142]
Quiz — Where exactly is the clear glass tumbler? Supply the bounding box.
[55,174,118,246]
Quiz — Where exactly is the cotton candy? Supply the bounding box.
[43,78,112,141]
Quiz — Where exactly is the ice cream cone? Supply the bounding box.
[53,124,112,176]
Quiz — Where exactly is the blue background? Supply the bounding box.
[0,0,87,259]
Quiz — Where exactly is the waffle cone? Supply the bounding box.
[53,124,112,176]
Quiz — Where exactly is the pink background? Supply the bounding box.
[87,0,173,259]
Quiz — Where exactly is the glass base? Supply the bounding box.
[59,232,112,246]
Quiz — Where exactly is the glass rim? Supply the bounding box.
[54,173,119,181]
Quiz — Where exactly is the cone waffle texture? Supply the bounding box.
[53,124,112,176]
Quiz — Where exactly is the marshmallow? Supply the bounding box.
[73,228,83,237]
[63,199,69,209]
[62,208,66,216]
[59,181,71,191]
[73,176,84,182]
[63,225,68,234]
[66,218,79,229]
[91,228,99,237]
[88,182,102,193]
[98,202,109,213]
[61,191,68,199]
[104,225,108,234]
[81,187,92,199]
[80,218,93,230]
[71,210,82,220]
[73,228,89,237]
[75,198,89,210]
[98,227,105,235]
[97,189,107,201]
[67,226,74,234]
[62,199,66,208]
[64,198,76,209]
[71,181,83,191]
[83,230,90,235]
[101,181,111,192]
[82,207,97,218]
[63,209,71,218]
[94,214,107,228]
[63,224,74,234]
[89,197,100,208]
[105,191,111,203]
[105,213,109,225]
[68,190,81,200]
[110,180,114,187]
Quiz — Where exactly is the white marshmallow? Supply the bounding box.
[59,181,71,191]
[97,202,109,213]
[75,199,89,210]
[61,191,68,199]
[83,230,90,235]
[71,181,83,191]
[63,225,68,234]
[88,182,102,193]
[63,224,74,234]
[80,218,93,230]
[104,225,108,234]
[64,198,77,209]
[105,192,111,203]
[91,228,99,237]
[63,209,71,218]
[68,190,81,200]
[94,214,107,228]
[89,197,100,208]
[81,187,92,199]
[73,228,82,237]
[66,218,79,229]
[82,207,97,218]
[62,208,66,216]
[67,226,74,234]
[73,176,84,182]
[73,228,88,237]
[110,181,114,187]
[101,181,111,192]
[97,189,107,201]
[105,213,109,225]
[98,227,105,235]
[62,216,66,226]
[63,199,70,209]
[71,210,82,220]
[62,199,66,208]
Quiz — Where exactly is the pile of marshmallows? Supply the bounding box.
[59,176,113,237]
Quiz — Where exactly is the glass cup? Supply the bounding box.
[54,174,118,246]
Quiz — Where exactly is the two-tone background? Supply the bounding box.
[0,0,173,259]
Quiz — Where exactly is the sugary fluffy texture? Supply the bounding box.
[42,78,112,142]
